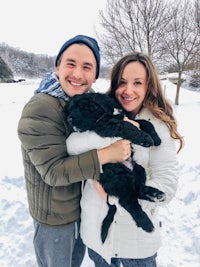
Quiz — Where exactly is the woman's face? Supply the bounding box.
[115,61,148,117]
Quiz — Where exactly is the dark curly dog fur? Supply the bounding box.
[64,93,166,243]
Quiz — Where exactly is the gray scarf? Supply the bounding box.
[34,72,70,102]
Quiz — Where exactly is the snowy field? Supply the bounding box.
[0,78,200,267]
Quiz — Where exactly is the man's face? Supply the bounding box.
[56,43,97,97]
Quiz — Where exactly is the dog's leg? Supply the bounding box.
[138,185,166,202]
[101,163,154,233]
[101,163,136,197]
[96,119,155,147]
[100,163,165,232]
[136,119,161,146]
[118,193,154,232]
[101,203,117,243]
[133,162,166,202]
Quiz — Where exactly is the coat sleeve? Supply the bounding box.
[17,94,101,186]
[142,120,179,210]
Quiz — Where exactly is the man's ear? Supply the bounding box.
[55,66,60,76]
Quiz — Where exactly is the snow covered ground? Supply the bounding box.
[0,78,200,267]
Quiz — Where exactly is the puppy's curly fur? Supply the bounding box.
[64,93,165,243]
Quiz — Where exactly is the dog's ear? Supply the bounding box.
[93,93,121,115]
[64,93,105,132]
[100,94,125,116]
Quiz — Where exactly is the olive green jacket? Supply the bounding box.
[18,93,100,226]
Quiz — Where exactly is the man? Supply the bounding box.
[17,35,131,267]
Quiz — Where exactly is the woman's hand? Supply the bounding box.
[93,180,107,201]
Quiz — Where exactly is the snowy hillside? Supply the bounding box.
[0,78,200,267]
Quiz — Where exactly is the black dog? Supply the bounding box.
[64,93,166,243]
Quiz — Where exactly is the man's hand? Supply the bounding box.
[97,139,131,165]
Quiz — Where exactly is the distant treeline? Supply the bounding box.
[0,42,199,87]
[0,43,55,81]
[0,42,111,83]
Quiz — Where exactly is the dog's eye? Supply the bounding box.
[67,118,73,124]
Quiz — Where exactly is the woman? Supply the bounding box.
[67,52,183,267]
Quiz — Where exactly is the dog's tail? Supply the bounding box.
[101,203,117,243]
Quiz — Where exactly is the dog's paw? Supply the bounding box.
[147,191,166,202]
[138,186,166,202]
[141,222,154,232]
[136,212,154,232]
[136,119,161,147]
[136,132,154,147]
[152,134,161,146]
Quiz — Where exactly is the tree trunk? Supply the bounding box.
[175,71,182,105]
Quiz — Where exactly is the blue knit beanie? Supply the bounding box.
[55,35,100,78]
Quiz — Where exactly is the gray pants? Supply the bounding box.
[88,248,157,267]
[33,221,85,267]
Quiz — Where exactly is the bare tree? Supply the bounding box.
[194,0,200,32]
[161,0,200,105]
[96,0,200,105]
[130,0,170,60]
[97,0,170,64]
[97,0,137,65]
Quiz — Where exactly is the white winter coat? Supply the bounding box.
[66,108,179,264]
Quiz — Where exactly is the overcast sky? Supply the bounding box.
[1,0,107,56]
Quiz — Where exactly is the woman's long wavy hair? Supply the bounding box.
[107,52,183,152]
